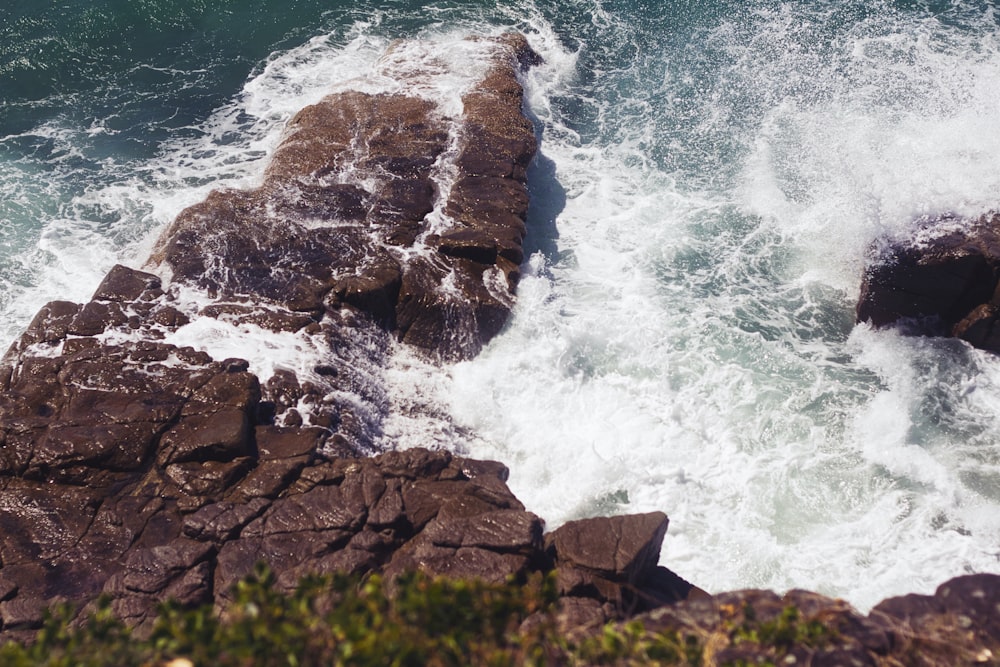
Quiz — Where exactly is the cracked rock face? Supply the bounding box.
[146,33,538,363]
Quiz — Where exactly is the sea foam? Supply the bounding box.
[434,1,1000,611]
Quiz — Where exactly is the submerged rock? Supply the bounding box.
[857,212,1000,351]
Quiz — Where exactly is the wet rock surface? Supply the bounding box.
[857,212,1000,352]
[0,425,693,642]
[147,33,537,362]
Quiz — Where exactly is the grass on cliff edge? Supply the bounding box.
[0,565,701,667]
[0,563,704,667]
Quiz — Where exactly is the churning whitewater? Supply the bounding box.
[3,0,1000,611]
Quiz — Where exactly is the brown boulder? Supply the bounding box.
[544,512,696,615]
[91,264,162,302]
[857,213,1000,351]
[548,512,669,585]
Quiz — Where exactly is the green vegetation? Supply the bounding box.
[569,621,703,666]
[733,603,834,651]
[720,603,839,667]
[0,568,845,666]
[0,565,852,667]
[0,564,703,667]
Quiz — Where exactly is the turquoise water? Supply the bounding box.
[4,0,1000,609]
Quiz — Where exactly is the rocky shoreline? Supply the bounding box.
[0,32,997,664]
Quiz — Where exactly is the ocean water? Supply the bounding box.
[3,0,1000,611]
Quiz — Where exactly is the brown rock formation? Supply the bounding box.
[146,32,537,361]
[857,212,1000,351]
[545,512,696,619]
[0,32,694,644]
[0,30,995,658]
[636,573,1000,665]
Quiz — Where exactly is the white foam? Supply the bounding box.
[160,315,326,386]
[0,28,392,353]
[736,8,1000,292]
[418,3,1000,611]
[0,25,533,347]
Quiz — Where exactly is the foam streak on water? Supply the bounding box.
[2,0,1000,612]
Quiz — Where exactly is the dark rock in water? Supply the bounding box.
[953,302,1000,351]
[146,33,538,361]
[857,212,1000,351]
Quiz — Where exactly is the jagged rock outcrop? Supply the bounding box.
[0,32,696,644]
[0,427,690,642]
[857,212,1000,351]
[146,33,538,362]
[636,573,1000,665]
[5,33,541,459]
